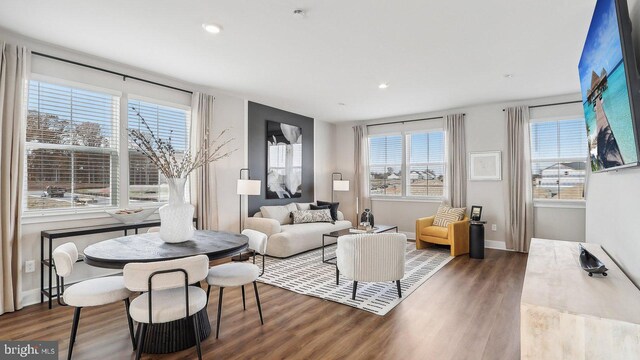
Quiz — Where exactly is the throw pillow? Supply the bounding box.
[291,209,334,224]
[310,204,331,211]
[295,202,315,211]
[316,200,340,221]
[433,204,466,227]
[260,203,298,225]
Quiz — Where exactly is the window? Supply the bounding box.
[25,80,119,211]
[127,99,190,205]
[369,135,403,196]
[368,130,446,198]
[407,132,445,197]
[530,119,588,200]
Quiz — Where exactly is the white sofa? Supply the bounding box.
[244,202,352,258]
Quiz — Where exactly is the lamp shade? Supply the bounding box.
[237,179,261,195]
[333,180,350,192]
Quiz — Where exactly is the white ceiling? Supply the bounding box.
[0,0,595,122]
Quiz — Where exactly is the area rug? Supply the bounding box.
[257,242,453,316]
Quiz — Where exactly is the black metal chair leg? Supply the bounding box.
[336,268,339,285]
[67,307,82,360]
[216,287,224,339]
[206,285,211,304]
[192,315,203,360]
[396,280,402,298]
[260,254,265,277]
[352,281,358,300]
[241,285,246,310]
[253,281,264,325]
[135,323,147,360]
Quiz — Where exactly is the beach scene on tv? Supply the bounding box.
[579,0,638,171]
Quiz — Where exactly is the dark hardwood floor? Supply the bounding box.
[0,249,527,360]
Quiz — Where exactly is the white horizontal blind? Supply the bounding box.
[369,134,403,196]
[127,98,190,204]
[25,80,120,211]
[407,131,445,197]
[530,119,588,200]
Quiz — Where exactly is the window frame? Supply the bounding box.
[368,128,446,201]
[22,75,192,220]
[529,116,588,208]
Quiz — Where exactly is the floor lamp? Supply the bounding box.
[332,172,350,203]
[235,168,261,261]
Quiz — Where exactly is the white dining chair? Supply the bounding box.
[123,255,209,360]
[206,229,266,339]
[52,242,135,360]
[146,227,160,233]
[336,233,407,300]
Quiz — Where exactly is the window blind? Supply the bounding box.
[369,134,403,196]
[25,80,119,211]
[127,98,190,204]
[407,131,445,197]
[530,119,588,200]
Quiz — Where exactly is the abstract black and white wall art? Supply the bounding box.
[248,102,314,215]
[266,120,302,199]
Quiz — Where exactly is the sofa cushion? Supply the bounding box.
[267,220,352,257]
[291,209,334,224]
[316,200,340,221]
[260,203,297,225]
[295,202,315,211]
[421,226,449,239]
[433,204,466,227]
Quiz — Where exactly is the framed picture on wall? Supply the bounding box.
[468,151,502,181]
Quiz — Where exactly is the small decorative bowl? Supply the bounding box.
[105,207,158,224]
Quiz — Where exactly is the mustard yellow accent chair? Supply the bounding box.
[415,215,470,256]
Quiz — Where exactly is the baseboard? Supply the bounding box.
[485,240,508,250]
[21,288,42,308]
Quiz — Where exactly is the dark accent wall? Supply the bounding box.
[248,102,314,215]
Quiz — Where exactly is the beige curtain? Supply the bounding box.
[353,125,370,221]
[505,106,533,252]
[0,42,29,314]
[445,113,466,208]
[190,93,218,230]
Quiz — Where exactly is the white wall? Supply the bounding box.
[586,0,640,287]
[335,94,586,246]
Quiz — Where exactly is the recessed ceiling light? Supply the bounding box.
[202,23,222,34]
[293,9,306,18]
[378,83,389,89]
[504,74,513,79]
[338,102,346,106]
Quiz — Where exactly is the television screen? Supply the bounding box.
[579,0,640,172]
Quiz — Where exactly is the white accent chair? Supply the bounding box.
[52,242,135,360]
[206,229,266,339]
[336,233,407,300]
[123,255,209,360]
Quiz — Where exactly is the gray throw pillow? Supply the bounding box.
[291,209,334,224]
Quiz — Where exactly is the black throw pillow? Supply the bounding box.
[310,204,331,211]
[316,201,339,221]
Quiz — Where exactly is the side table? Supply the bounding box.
[469,221,487,259]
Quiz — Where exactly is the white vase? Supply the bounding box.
[159,177,195,243]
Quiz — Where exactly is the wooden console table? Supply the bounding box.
[40,218,197,309]
[521,238,640,359]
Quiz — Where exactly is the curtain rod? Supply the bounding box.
[366,114,465,128]
[502,100,582,112]
[32,51,194,95]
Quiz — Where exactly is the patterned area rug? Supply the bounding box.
[257,242,453,316]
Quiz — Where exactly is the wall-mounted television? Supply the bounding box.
[579,0,640,172]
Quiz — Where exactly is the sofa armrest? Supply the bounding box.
[337,210,345,221]
[244,217,281,238]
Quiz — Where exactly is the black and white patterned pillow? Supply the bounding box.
[291,209,334,224]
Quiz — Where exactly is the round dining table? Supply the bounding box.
[83,230,248,354]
